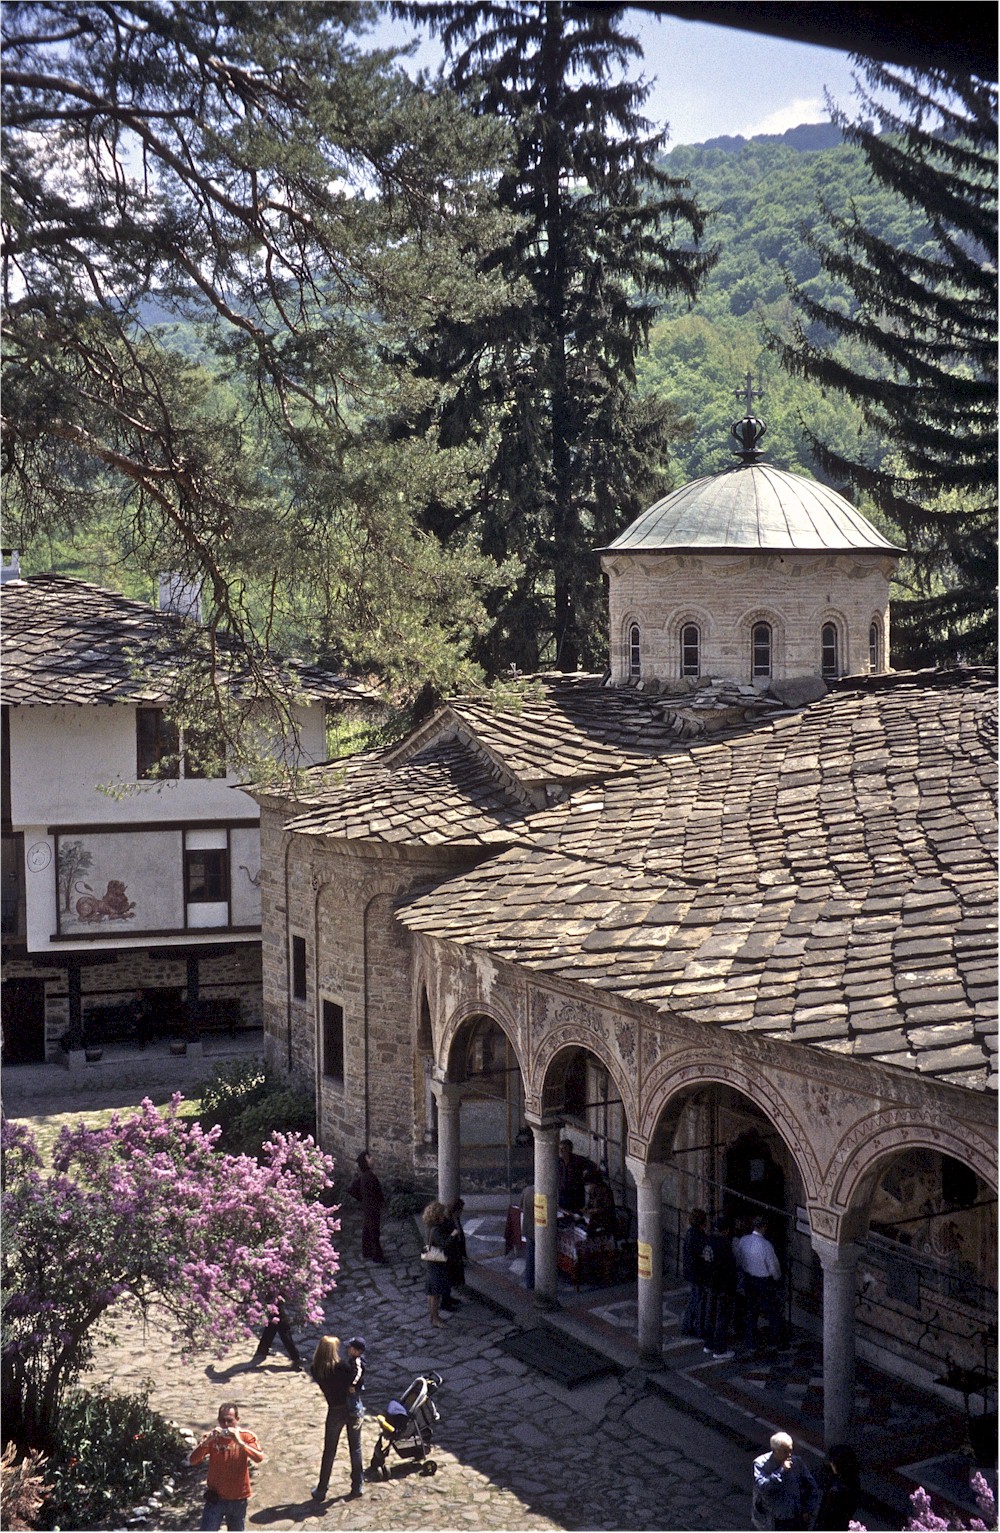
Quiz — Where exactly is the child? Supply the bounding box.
[346,1337,366,1420]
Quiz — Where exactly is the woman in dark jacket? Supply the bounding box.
[310,1336,364,1503]
[349,1150,386,1263]
[422,1201,451,1327]
[814,1444,860,1530]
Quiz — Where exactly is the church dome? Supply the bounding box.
[604,460,900,555]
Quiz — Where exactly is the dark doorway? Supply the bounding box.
[2,977,47,1063]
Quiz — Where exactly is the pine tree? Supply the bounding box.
[773,62,997,665]
[1,2,511,709]
[395,1,713,673]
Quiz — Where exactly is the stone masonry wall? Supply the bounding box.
[259,799,479,1182]
[603,550,894,684]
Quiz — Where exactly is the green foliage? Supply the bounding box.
[772,65,998,664]
[386,1182,433,1219]
[3,3,515,715]
[198,1060,315,1156]
[40,1385,187,1532]
[397,1,715,673]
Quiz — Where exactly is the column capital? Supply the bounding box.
[625,1155,668,1192]
[429,1078,464,1109]
[811,1233,864,1271]
[524,1115,562,1140]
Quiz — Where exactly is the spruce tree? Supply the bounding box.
[774,62,997,665]
[396,1,713,673]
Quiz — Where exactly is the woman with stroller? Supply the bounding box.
[310,1335,364,1504]
[422,1201,451,1328]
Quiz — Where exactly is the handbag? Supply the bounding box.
[420,1245,447,1263]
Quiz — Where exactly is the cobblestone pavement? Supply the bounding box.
[82,1199,752,1532]
[9,1085,755,1533]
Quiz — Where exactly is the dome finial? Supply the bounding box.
[731,369,767,461]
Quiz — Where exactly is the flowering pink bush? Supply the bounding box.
[849,1471,997,1533]
[2,1096,339,1447]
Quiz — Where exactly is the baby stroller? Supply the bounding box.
[367,1370,443,1479]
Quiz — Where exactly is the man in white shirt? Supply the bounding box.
[736,1216,786,1350]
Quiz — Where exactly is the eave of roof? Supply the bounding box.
[0,574,378,708]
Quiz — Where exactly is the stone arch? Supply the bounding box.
[665,606,714,677]
[441,1004,532,1191]
[531,1022,638,1134]
[867,611,885,673]
[620,612,643,680]
[735,605,786,684]
[638,1050,823,1201]
[814,604,851,677]
[440,999,527,1085]
[826,1111,998,1232]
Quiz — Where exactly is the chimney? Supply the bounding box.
[1,550,22,585]
[158,573,202,621]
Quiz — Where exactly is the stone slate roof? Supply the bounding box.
[603,461,901,555]
[275,674,789,851]
[387,674,787,796]
[0,574,377,708]
[283,738,525,849]
[399,673,997,1093]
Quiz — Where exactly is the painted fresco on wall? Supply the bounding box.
[56,830,184,934]
[230,825,262,927]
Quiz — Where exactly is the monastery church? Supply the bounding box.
[257,399,997,1447]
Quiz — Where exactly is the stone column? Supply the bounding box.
[531,1123,562,1311]
[812,1233,863,1446]
[627,1156,669,1367]
[430,1081,463,1209]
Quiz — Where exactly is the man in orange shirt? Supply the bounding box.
[188,1401,265,1531]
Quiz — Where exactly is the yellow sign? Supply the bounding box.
[534,1193,548,1230]
[637,1240,653,1280]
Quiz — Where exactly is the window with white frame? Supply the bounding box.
[821,622,839,679]
[628,623,641,678]
[680,623,700,677]
[869,621,881,672]
[751,622,772,680]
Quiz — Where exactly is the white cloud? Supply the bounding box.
[739,97,830,138]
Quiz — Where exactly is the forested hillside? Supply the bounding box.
[639,127,934,492]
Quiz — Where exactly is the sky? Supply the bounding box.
[369,5,865,148]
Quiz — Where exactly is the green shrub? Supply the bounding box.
[41,1385,187,1531]
[387,1182,432,1219]
[197,1060,314,1156]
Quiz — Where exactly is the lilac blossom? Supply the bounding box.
[2,1099,340,1449]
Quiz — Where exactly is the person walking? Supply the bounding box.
[310,1335,364,1504]
[737,1215,786,1350]
[249,1300,303,1370]
[703,1214,739,1359]
[521,1182,536,1290]
[188,1401,265,1531]
[681,1208,710,1337]
[349,1150,387,1263]
[815,1444,860,1530]
[421,1201,451,1327]
[751,1431,819,1531]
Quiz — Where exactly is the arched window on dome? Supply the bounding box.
[751,622,772,681]
[680,623,700,677]
[628,623,641,679]
[869,620,882,673]
[821,622,839,680]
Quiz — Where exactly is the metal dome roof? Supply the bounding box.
[602,461,901,555]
